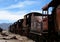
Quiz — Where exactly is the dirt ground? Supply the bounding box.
[0,30,35,42]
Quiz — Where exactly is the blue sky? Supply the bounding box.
[0,0,51,23]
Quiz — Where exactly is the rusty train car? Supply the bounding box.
[9,0,60,42]
[9,19,24,35]
[9,12,51,42]
[22,12,50,42]
[42,0,60,41]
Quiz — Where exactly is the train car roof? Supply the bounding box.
[17,19,23,22]
[25,12,50,16]
[14,19,23,23]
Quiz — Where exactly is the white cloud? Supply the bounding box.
[31,10,42,13]
[2,0,39,9]
[0,10,27,23]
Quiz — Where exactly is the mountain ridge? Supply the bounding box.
[0,23,12,30]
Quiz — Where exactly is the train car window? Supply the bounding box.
[48,7,53,14]
[27,15,29,18]
[19,20,20,22]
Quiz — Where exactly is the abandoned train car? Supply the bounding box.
[22,12,50,41]
[9,19,24,35]
[22,12,49,36]
[42,0,60,42]
[9,12,50,41]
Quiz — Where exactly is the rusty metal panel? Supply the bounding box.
[30,13,48,33]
